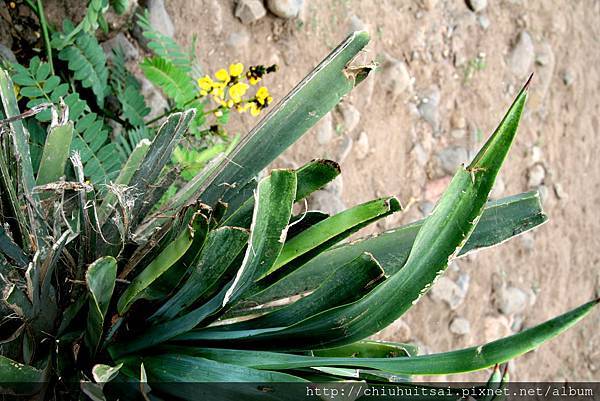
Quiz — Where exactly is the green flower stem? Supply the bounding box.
[36,0,54,75]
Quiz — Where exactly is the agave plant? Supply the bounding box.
[0,31,597,400]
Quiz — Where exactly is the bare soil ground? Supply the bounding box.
[165,0,600,381]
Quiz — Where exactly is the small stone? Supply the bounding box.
[537,184,549,203]
[309,190,346,215]
[519,232,535,252]
[355,131,369,160]
[338,103,361,133]
[478,14,490,30]
[527,164,545,187]
[137,75,169,122]
[348,15,368,33]
[456,272,470,294]
[554,183,568,200]
[380,56,412,98]
[436,146,469,176]
[418,86,441,130]
[102,33,139,62]
[336,136,353,163]
[562,69,575,86]
[484,315,512,342]
[419,201,434,216]
[235,0,267,24]
[451,114,467,129]
[0,42,16,64]
[450,129,466,139]
[266,0,304,19]
[496,286,529,316]
[145,0,174,37]
[226,30,250,48]
[315,113,334,145]
[467,0,487,12]
[422,0,438,10]
[449,317,471,336]
[530,146,543,164]
[511,315,525,332]
[530,42,555,109]
[509,31,535,78]
[429,276,466,310]
[412,143,428,167]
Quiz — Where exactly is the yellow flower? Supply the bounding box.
[197,76,213,91]
[229,82,249,103]
[236,103,251,113]
[256,87,271,106]
[210,81,226,99]
[250,103,261,116]
[248,76,261,85]
[214,96,228,107]
[229,63,244,78]
[214,109,223,117]
[215,68,230,83]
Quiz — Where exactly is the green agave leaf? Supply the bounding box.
[109,287,230,357]
[251,191,547,305]
[311,340,417,358]
[117,211,207,314]
[0,145,31,252]
[0,68,45,245]
[97,138,151,224]
[174,298,598,375]
[259,196,401,281]
[221,159,341,228]
[221,169,297,307]
[151,226,249,322]
[100,110,195,253]
[85,256,117,355]
[92,363,123,383]
[175,80,530,350]
[35,121,74,187]
[0,355,45,395]
[208,253,384,332]
[121,354,307,382]
[133,153,227,243]
[0,227,28,267]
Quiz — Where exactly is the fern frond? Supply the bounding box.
[64,93,121,184]
[11,57,69,122]
[51,1,110,49]
[108,46,129,91]
[118,86,150,127]
[136,10,194,73]
[140,57,196,108]
[110,0,129,15]
[109,47,150,127]
[116,126,151,160]
[58,31,108,108]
